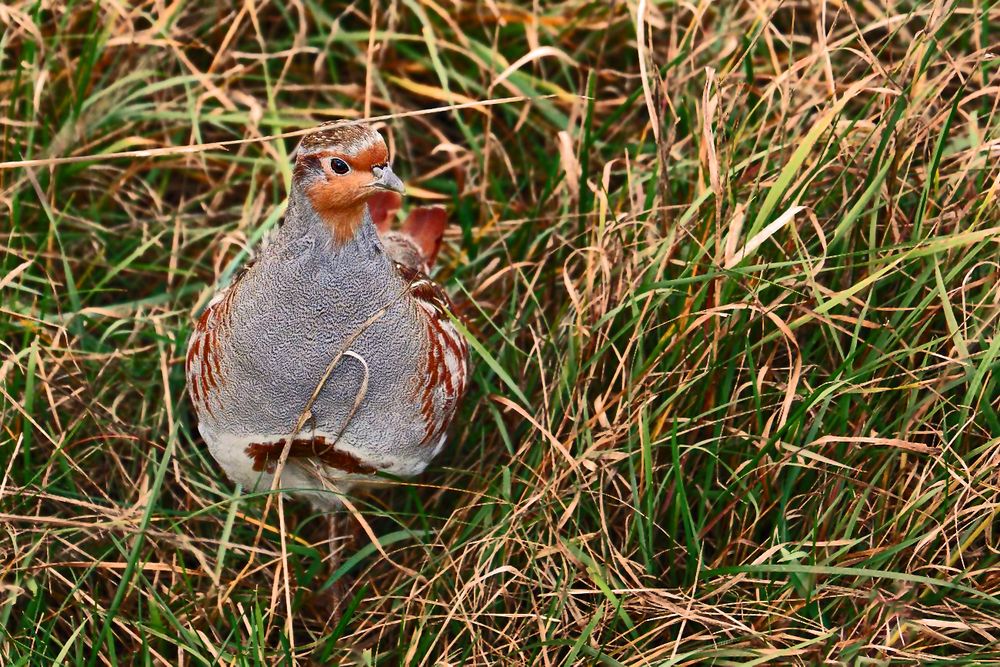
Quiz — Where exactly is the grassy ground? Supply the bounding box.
[2,0,999,664]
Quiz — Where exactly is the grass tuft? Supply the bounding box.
[2,0,999,663]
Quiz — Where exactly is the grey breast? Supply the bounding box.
[211,213,429,458]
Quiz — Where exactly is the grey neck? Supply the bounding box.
[277,187,391,273]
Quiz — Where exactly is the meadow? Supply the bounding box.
[2,1,999,664]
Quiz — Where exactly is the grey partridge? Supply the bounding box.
[186,123,470,512]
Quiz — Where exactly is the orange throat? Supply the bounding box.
[305,180,370,246]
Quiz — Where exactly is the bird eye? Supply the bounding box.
[329,157,351,175]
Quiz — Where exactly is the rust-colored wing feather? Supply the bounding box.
[395,262,470,448]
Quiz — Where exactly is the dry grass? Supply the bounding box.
[2,0,999,664]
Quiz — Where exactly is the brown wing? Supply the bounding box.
[395,262,470,447]
[400,206,447,267]
[185,267,249,417]
[368,190,402,234]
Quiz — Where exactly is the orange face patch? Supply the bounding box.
[351,144,389,170]
[299,146,391,245]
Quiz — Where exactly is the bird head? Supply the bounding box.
[293,123,405,245]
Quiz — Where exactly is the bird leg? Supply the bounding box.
[319,510,358,617]
[327,513,344,567]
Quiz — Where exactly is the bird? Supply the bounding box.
[185,123,469,520]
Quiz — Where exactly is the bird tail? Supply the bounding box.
[399,206,446,268]
[369,191,447,270]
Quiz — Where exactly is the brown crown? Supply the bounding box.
[297,123,384,157]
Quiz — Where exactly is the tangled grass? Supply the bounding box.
[2,1,999,664]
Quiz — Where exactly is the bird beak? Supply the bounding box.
[371,165,405,194]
